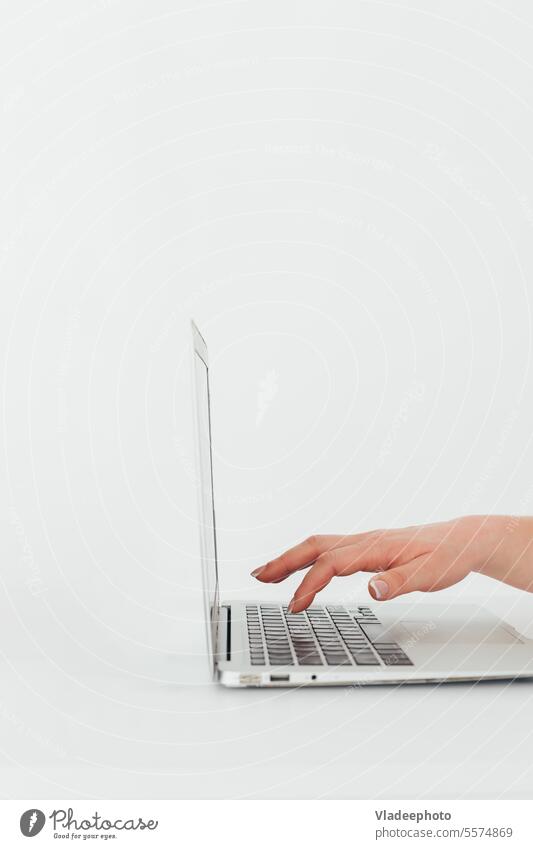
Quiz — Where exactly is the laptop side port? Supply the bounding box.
[270,674,290,682]
[239,674,262,686]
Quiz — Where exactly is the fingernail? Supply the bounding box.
[369,578,389,600]
[288,598,295,613]
[251,567,265,578]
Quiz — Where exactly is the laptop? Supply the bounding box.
[191,320,533,687]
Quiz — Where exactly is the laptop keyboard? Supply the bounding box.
[245,604,413,668]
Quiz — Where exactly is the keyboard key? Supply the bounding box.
[350,652,380,665]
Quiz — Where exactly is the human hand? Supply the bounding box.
[251,515,533,612]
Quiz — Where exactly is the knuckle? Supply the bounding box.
[305,534,322,553]
[316,549,338,572]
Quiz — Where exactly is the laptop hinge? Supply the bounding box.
[218,604,231,662]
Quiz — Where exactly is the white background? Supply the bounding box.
[2,0,533,799]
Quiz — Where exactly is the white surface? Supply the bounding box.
[2,0,533,798]
[2,590,533,799]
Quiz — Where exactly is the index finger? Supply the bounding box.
[251,534,353,583]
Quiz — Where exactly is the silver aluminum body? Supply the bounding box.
[216,601,533,688]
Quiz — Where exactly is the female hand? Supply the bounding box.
[251,515,533,612]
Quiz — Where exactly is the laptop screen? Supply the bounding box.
[191,322,219,673]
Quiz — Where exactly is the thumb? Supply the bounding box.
[368,553,443,601]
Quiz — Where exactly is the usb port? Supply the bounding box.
[270,674,290,682]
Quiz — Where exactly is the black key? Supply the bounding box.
[325,657,352,666]
[378,649,409,660]
[351,653,379,665]
[377,647,411,657]
[382,656,413,666]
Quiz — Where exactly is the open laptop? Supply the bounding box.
[191,320,533,687]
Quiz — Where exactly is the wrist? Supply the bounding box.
[474,515,533,588]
